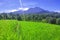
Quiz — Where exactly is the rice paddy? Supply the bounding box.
[0,20,60,40]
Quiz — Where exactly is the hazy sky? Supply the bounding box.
[0,0,60,12]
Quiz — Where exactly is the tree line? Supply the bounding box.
[0,12,60,25]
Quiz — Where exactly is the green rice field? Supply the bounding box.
[0,20,60,40]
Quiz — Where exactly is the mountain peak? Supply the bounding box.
[12,7,49,14]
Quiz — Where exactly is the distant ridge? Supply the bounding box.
[10,7,59,14]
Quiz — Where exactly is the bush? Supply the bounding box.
[46,17,56,24]
[17,16,22,21]
[49,18,56,24]
[56,18,60,25]
[42,19,47,23]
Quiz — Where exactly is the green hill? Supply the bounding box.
[0,20,60,40]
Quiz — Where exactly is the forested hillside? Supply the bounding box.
[0,12,60,25]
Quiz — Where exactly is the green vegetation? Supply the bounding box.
[1,13,60,25]
[0,20,60,40]
[0,20,19,40]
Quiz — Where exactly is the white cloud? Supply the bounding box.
[18,8,29,11]
[54,10,60,13]
[8,9,18,12]
[4,8,29,13]
[4,9,18,13]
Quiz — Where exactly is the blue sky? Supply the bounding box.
[0,0,60,13]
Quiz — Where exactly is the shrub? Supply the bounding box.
[42,19,47,23]
[56,18,60,25]
[46,17,56,24]
[49,18,56,24]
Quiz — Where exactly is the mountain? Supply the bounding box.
[11,7,51,14]
[25,7,49,13]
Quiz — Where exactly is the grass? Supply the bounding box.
[19,21,60,40]
[0,20,18,40]
[0,20,60,40]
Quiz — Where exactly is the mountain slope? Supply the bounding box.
[12,7,50,14]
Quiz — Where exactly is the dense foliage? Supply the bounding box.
[0,12,60,24]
